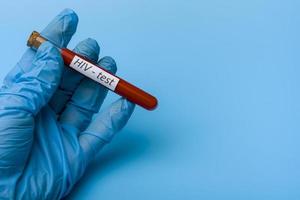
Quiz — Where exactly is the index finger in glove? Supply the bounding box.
[3,8,78,87]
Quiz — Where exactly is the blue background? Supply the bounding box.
[0,0,299,199]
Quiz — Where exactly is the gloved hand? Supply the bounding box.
[0,9,135,199]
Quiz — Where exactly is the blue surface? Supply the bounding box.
[0,0,299,199]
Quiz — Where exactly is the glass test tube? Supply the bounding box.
[27,31,158,111]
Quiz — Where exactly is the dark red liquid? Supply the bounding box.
[61,48,158,110]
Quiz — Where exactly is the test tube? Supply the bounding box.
[27,31,158,110]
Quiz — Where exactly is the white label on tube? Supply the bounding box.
[69,55,120,91]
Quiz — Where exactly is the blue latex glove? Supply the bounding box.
[0,9,135,199]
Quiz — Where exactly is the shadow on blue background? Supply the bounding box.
[70,130,156,188]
